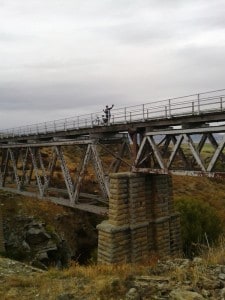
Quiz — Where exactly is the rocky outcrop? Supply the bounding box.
[4,215,71,269]
[125,257,225,299]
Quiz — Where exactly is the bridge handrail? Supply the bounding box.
[1,89,225,138]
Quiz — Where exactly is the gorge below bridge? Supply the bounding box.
[1,89,225,263]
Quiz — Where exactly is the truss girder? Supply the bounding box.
[147,136,166,169]
[37,149,48,188]
[183,134,206,171]
[8,149,21,189]
[167,135,184,169]
[54,146,74,202]
[101,140,132,173]
[20,148,29,188]
[134,128,225,176]
[0,138,126,212]
[90,144,109,200]
[29,147,45,197]
[207,134,225,172]
[134,136,148,166]
[2,149,9,187]
[170,136,190,168]
[73,144,92,204]
[45,150,57,189]
[207,133,225,162]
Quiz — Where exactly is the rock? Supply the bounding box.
[7,232,19,246]
[175,258,190,268]
[220,287,225,299]
[16,215,33,222]
[4,214,72,268]
[219,273,225,280]
[36,251,48,261]
[31,259,48,270]
[33,239,58,255]
[201,289,211,297]
[170,289,204,300]
[199,276,222,290]
[135,275,169,283]
[125,288,141,300]
[56,293,75,300]
[215,266,222,273]
[26,227,51,245]
[21,240,30,252]
[192,257,203,265]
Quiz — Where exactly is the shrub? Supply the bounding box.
[175,198,223,257]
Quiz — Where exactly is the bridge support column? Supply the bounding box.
[97,172,181,264]
[146,175,181,257]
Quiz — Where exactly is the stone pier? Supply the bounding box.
[97,172,181,264]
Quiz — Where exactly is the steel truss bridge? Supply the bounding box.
[0,89,225,215]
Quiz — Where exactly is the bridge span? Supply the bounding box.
[0,89,225,211]
[0,89,225,262]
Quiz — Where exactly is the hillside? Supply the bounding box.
[1,174,225,298]
[173,175,225,226]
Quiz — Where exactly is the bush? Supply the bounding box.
[175,198,223,257]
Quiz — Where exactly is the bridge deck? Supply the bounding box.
[0,89,225,144]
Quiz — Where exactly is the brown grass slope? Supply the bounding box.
[173,175,225,227]
[1,173,225,298]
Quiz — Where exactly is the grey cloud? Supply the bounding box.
[0,31,36,42]
[186,4,225,31]
[0,82,124,111]
[99,22,173,45]
[0,32,20,42]
[176,45,225,68]
[0,0,225,129]
[22,58,100,70]
[96,0,225,46]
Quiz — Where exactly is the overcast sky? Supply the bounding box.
[0,0,225,129]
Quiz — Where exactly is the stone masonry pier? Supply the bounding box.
[97,173,181,264]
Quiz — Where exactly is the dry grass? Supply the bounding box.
[2,246,225,300]
[1,240,225,299]
[169,238,225,289]
[0,260,157,300]
[203,237,225,265]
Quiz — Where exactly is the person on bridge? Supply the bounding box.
[103,104,114,124]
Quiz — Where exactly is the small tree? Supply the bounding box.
[175,198,222,257]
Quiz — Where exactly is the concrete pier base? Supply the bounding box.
[97,173,181,264]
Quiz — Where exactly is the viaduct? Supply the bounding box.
[0,89,225,263]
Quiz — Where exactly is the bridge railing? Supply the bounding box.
[0,89,225,138]
[110,89,225,124]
